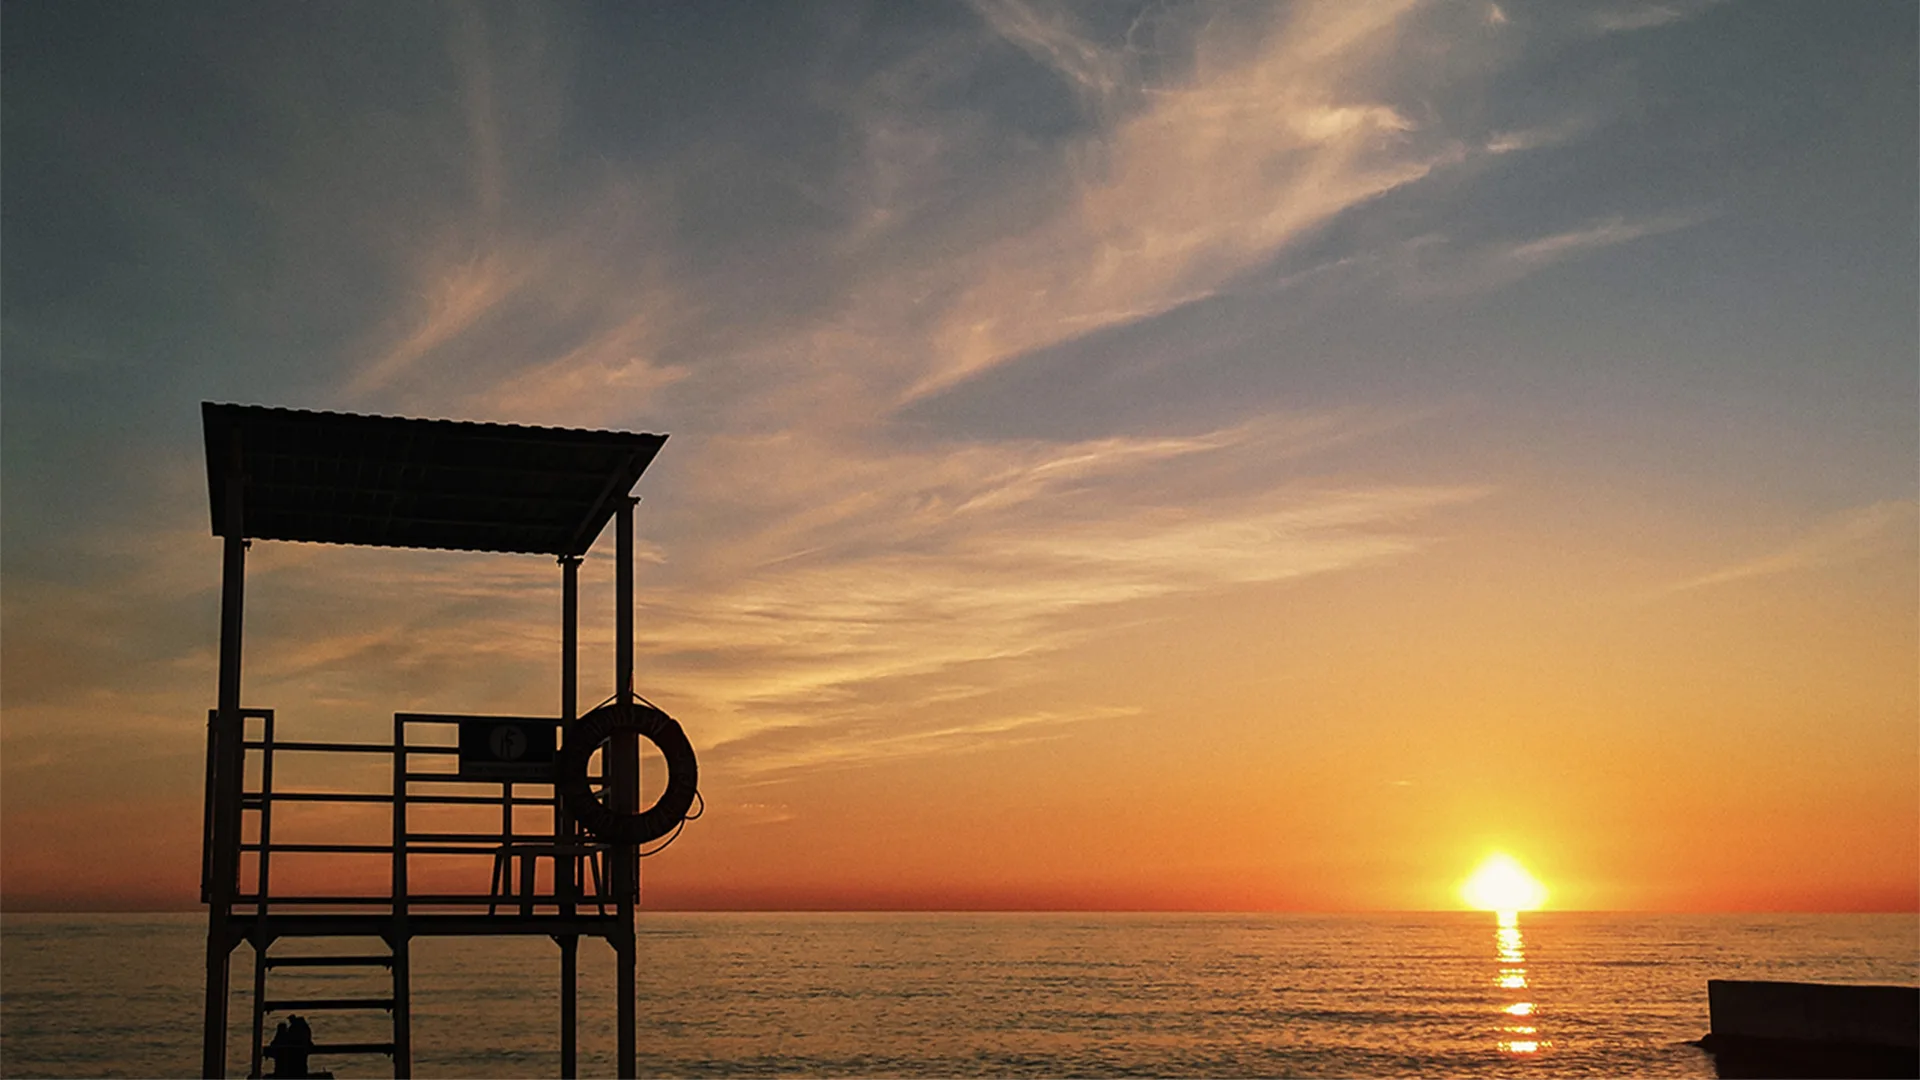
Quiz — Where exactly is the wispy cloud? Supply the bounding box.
[334,0,1491,432]
[1483,119,1589,156]
[1389,211,1708,297]
[345,250,528,396]
[968,0,1134,113]
[1591,1,1726,35]
[1653,500,1918,597]
[893,0,1447,401]
[613,416,1485,772]
[719,705,1136,779]
[1499,213,1701,265]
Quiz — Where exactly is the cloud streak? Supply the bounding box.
[906,0,1442,400]
[1590,1,1726,35]
[1654,500,1918,597]
[1499,214,1702,266]
[1379,211,1708,298]
[622,413,1485,775]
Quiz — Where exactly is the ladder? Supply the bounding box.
[239,710,404,1079]
[248,945,400,1079]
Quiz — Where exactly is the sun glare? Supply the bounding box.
[1460,853,1548,913]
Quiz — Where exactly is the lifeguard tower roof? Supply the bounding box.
[201,403,667,556]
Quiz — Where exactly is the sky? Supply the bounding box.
[2,0,1914,914]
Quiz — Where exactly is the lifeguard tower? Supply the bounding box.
[198,403,697,1078]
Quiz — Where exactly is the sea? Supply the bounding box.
[2,912,1914,1078]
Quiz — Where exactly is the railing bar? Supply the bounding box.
[403,773,594,783]
[395,713,562,727]
[401,773,552,784]
[404,794,558,806]
[410,894,577,904]
[242,791,571,806]
[234,896,395,905]
[243,741,391,753]
[234,894,586,905]
[236,844,542,856]
[242,843,392,853]
[254,792,393,804]
[405,832,561,843]
[408,845,541,855]
[236,742,481,757]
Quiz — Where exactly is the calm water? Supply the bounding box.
[2,912,1914,1078]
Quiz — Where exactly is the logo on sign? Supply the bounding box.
[489,724,528,762]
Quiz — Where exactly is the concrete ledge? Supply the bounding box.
[1709,979,1917,1047]
[1698,980,1918,1080]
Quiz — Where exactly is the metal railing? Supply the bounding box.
[210,711,614,917]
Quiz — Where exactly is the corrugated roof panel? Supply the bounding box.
[202,403,666,555]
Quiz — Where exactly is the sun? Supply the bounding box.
[1460,853,1548,913]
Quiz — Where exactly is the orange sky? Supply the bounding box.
[6,488,1913,913]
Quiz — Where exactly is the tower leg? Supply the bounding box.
[203,437,248,1080]
[561,550,582,1078]
[203,936,233,1079]
[560,935,578,1078]
[614,499,637,1080]
[392,930,412,1079]
[249,938,268,1079]
[616,930,636,1079]
[392,712,413,1079]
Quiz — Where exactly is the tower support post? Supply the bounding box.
[560,553,581,1079]
[203,432,247,1080]
[392,711,413,1078]
[614,500,637,1079]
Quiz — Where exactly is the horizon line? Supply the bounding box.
[5,905,1916,916]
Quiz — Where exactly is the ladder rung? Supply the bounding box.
[262,997,395,1011]
[307,1042,396,1056]
[263,955,393,968]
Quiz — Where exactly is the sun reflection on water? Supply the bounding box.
[1492,911,1551,1056]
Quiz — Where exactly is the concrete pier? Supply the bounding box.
[1696,979,1918,1079]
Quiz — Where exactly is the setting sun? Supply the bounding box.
[1461,854,1549,913]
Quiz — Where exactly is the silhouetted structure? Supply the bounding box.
[198,404,694,1079]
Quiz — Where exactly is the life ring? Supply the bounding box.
[559,701,698,846]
